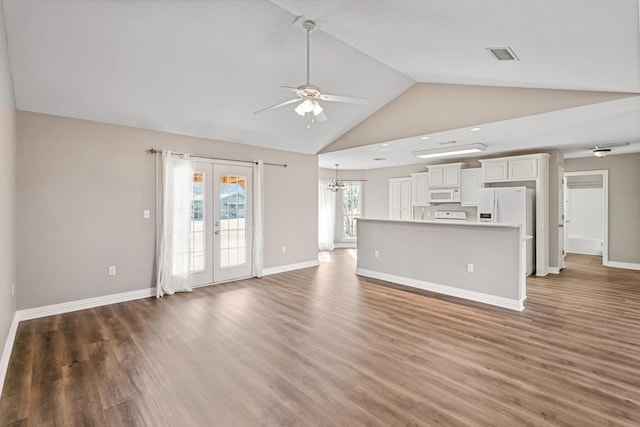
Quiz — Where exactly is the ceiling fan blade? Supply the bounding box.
[281,86,304,96]
[254,98,300,114]
[318,93,368,104]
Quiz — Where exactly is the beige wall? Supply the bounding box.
[565,153,640,265]
[0,2,17,375]
[17,112,318,310]
[323,83,637,153]
[0,109,16,360]
[362,163,426,219]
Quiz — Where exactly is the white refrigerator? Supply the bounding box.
[477,187,535,275]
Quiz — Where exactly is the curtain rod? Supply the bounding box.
[146,149,287,168]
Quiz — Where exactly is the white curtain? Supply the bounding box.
[318,180,336,251]
[252,161,264,277]
[156,150,194,298]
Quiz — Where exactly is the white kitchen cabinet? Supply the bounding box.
[411,172,429,206]
[389,177,412,219]
[480,155,539,182]
[460,168,482,206]
[509,157,538,180]
[428,163,464,187]
[481,159,508,181]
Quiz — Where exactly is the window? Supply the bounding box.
[341,182,361,239]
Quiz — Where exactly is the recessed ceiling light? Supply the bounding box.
[470,127,481,132]
[381,143,389,147]
[420,136,430,140]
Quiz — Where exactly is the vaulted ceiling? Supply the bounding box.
[3,0,639,167]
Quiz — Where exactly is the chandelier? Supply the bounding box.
[328,164,347,192]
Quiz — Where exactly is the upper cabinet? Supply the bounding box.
[480,154,541,182]
[411,172,429,206]
[460,168,482,206]
[428,163,465,187]
[389,177,413,220]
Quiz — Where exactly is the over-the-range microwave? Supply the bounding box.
[428,188,460,203]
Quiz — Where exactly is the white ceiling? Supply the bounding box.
[3,0,640,163]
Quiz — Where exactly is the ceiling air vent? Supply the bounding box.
[438,140,457,146]
[487,47,519,61]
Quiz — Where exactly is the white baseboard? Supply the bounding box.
[356,268,524,312]
[0,312,20,397]
[16,287,156,322]
[334,242,357,249]
[262,259,320,276]
[605,261,640,271]
[547,267,561,274]
[566,250,604,256]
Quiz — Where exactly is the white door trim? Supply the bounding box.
[563,170,608,266]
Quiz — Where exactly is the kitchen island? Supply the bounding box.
[356,218,526,311]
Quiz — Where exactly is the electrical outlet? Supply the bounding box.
[282,246,287,254]
[143,210,150,219]
[374,250,379,258]
[109,266,116,276]
[467,263,474,273]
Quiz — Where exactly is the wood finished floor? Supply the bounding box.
[1,251,639,426]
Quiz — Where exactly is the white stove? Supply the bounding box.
[433,211,467,221]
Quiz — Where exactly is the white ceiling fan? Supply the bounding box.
[254,19,367,126]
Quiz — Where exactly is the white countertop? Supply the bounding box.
[357,217,522,229]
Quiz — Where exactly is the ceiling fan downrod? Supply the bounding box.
[302,20,316,86]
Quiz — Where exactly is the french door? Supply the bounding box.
[190,161,253,286]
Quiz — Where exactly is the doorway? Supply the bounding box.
[190,161,253,286]
[563,170,608,265]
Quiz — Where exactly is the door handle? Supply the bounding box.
[214,230,219,235]
[215,221,219,226]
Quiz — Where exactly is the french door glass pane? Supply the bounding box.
[219,174,247,268]
[190,171,205,272]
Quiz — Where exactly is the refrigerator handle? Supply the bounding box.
[493,194,498,223]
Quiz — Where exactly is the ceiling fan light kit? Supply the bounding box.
[593,147,611,158]
[588,142,627,158]
[254,19,367,126]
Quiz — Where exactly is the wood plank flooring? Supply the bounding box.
[1,251,639,426]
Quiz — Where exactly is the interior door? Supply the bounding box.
[213,164,253,282]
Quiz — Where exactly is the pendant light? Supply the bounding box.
[328,164,347,192]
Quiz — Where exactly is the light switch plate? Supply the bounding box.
[143,210,150,219]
